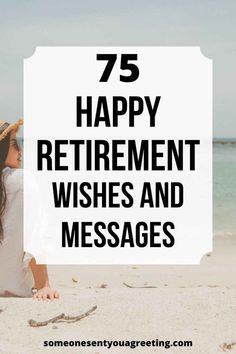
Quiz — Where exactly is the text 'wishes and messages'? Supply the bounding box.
[24,47,212,264]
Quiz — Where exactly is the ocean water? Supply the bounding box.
[19,138,236,236]
[214,140,236,236]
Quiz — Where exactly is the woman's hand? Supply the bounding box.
[32,286,60,301]
[29,258,59,301]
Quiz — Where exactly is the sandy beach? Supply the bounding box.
[0,236,236,354]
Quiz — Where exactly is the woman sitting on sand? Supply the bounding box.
[0,118,59,300]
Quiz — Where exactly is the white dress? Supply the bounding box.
[0,167,34,297]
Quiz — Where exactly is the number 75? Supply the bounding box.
[97,54,139,82]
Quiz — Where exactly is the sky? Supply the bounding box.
[0,0,235,137]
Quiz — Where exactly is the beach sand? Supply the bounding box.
[0,236,236,354]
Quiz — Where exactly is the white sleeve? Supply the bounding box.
[22,252,34,269]
[24,169,47,263]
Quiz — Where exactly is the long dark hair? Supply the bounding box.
[0,133,10,242]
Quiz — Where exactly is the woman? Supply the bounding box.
[0,118,59,300]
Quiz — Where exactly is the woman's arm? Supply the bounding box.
[29,258,59,301]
